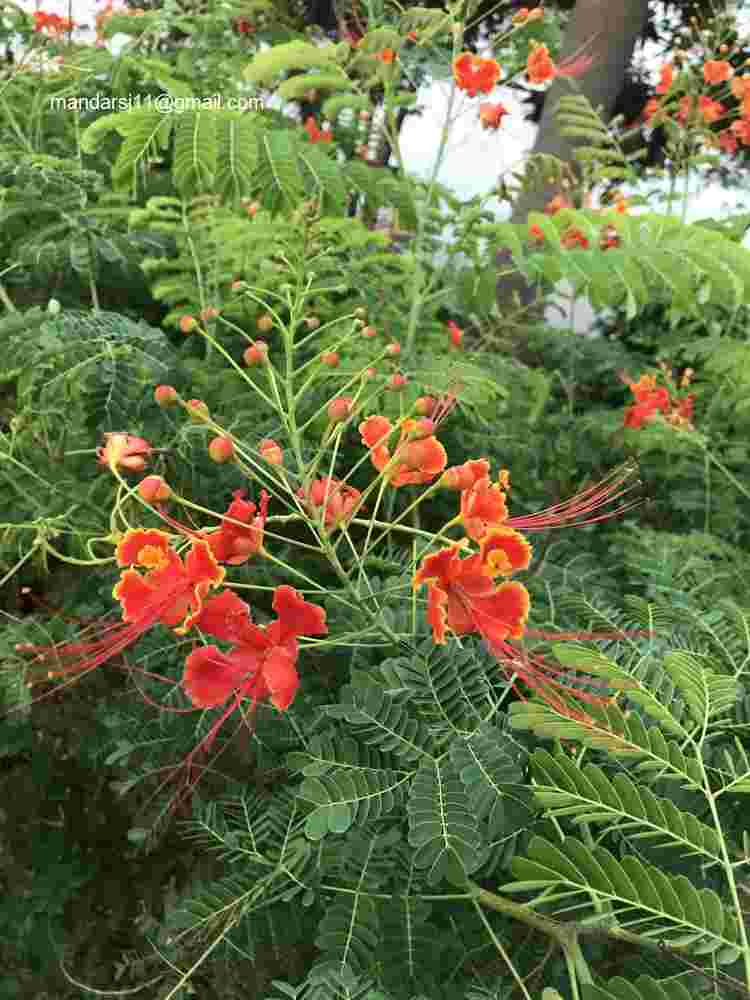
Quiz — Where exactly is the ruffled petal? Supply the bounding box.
[116,529,172,568]
[259,645,300,710]
[359,415,392,448]
[480,527,533,577]
[426,582,449,644]
[472,581,530,651]
[182,645,248,708]
[113,568,158,623]
[189,589,254,643]
[273,585,328,642]
[184,539,225,589]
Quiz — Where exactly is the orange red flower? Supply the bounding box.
[359,415,447,487]
[526,43,593,85]
[413,544,530,648]
[655,63,674,94]
[479,102,509,129]
[304,116,333,144]
[622,373,694,430]
[453,53,501,97]
[298,477,362,532]
[182,586,327,711]
[376,48,396,64]
[33,10,74,34]
[703,59,733,85]
[447,320,464,348]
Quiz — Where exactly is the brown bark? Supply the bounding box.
[496,0,651,315]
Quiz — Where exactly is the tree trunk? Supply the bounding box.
[496,0,651,315]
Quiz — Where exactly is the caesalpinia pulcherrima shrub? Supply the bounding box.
[19,292,644,809]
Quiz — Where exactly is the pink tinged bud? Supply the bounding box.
[154,384,178,407]
[243,341,268,365]
[97,433,152,473]
[415,396,436,416]
[322,351,340,368]
[386,341,401,356]
[231,280,244,292]
[138,475,171,503]
[179,315,197,333]
[259,438,283,466]
[362,325,377,338]
[186,399,210,422]
[328,396,354,423]
[208,436,235,463]
[388,372,408,391]
[200,306,220,322]
[364,366,377,379]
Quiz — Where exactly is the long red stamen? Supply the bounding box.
[507,464,642,532]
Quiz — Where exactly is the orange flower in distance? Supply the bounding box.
[359,415,447,487]
[731,118,750,145]
[97,433,152,473]
[561,226,589,250]
[182,586,327,711]
[304,116,333,143]
[113,529,225,635]
[526,43,593,85]
[447,320,464,348]
[413,544,530,647]
[528,222,545,244]
[545,194,572,215]
[703,59,733,85]
[655,62,674,94]
[453,53,501,97]
[730,75,750,117]
[698,96,725,123]
[479,102,509,129]
[376,48,396,63]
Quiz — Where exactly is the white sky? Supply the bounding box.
[12,0,750,329]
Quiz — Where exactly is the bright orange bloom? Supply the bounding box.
[453,53,501,97]
[33,10,74,33]
[655,63,674,94]
[182,586,327,710]
[298,477,362,532]
[527,43,592,84]
[414,545,530,649]
[731,117,750,145]
[703,59,733,85]
[718,129,738,153]
[359,415,447,487]
[730,75,750,117]
[202,490,268,564]
[545,194,572,215]
[376,48,396,63]
[698,95,725,123]
[114,530,225,635]
[441,459,491,491]
[480,526,533,577]
[304,116,333,143]
[528,222,545,243]
[642,97,662,123]
[447,320,464,348]
[259,439,283,465]
[513,7,543,25]
[561,226,589,250]
[479,102,509,129]
[460,476,509,541]
[97,433,152,472]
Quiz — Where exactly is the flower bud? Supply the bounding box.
[256,313,274,333]
[304,315,321,330]
[386,341,401,356]
[180,314,198,334]
[354,307,367,319]
[328,396,354,423]
[200,306,220,322]
[243,341,268,365]
[259,438,283,466]
[138,475,171,503]
[362,325,377,338]
[388,372,408,391]
[246,201,260,217]
[154,384,178,407]
[208,436,235,463]
[186,399,210,422]
[231,280,244,292]
[321,351,340,368]
[415,395,436,416]
[364,366,377,379]
[47,298,61,316]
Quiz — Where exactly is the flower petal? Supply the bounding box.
[259,645,300,710]
[272,585,328,642]
[182,645,248,708]
[116,529,172,568]
[480,527,533,576]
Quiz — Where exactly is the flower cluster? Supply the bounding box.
[33,10,75,34]
[644,56,750,154]
[622,371,695,430]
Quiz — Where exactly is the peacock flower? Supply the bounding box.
[479,102,509,129]
[698,96,725,123]
[159,490,269,566]
[655,62,674,94]
[703,59,733,85]
[413,544,530,648]
[182,586,327,711]
[359,415,447,487]
[441,459,491,491]
[453,53,501,97]
[97,433,152,473]
[22,530,225,687]
[560,226,589,250]
[298,478,362,533]
[113,530,225,635]
[304,116,333,144]
[460,475,510,541]
[526,43,593,85]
